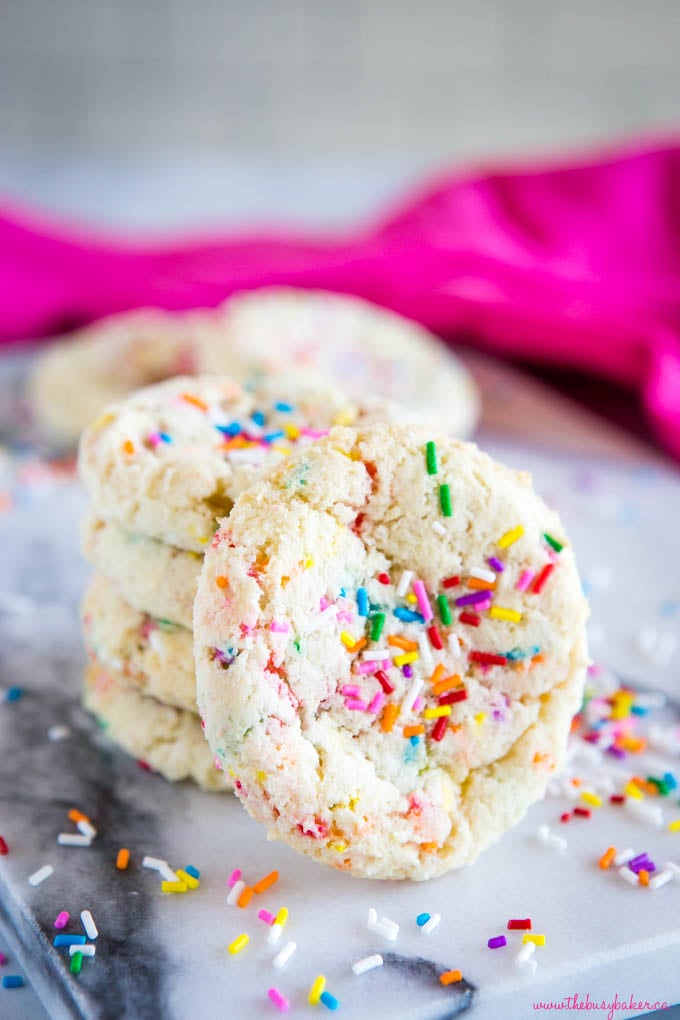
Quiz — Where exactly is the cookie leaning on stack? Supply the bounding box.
[78,374,402,789]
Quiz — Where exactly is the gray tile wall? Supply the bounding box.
[1,0,679,161]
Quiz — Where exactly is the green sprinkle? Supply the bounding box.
[440,483,452,517]
[293,639,301,653]
[543,533,564,553]
[436,594,452,626]
[426,441,438,475]
[371,612,386,642]
[70,952,83,975]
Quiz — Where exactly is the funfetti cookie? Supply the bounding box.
[200,287,479,439]
[78,374,399,553]
[194,424,589,881]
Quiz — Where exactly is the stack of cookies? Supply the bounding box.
[78,374,397,790]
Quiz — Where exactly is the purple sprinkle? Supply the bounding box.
[487,935,507,949]
[455,590,493,607]
[629,853,651,869]
[402,664,414,679]
[606,746,626,759]
[488,557,504,573]
[0,951,6,965]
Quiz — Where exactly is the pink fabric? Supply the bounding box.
[1,140,680,457]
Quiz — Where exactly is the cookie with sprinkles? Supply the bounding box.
[78,374,399,553]
[194,423,589,880]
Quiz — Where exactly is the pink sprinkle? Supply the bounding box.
[345,699,368,711]
[268,987,290,1013]
[342,685,361,697]
[516,569,534,592]
[270,621,289,633]
[380,659,392,670]
[475,597,492,612]
[258,909,276,925]
[228,868,242,888]
[413,696,425,712]
[319,596,331,611]
[0,951,6,965]
[147,432,163,448]
[356,660,381,675]
[214,755,223,771]
[54,911,69,930]
[300,428,330,439]
[368,691,386,714]
[337,610,354,623]
[412,580,433,621]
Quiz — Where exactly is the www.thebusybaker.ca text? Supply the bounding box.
[532,992,669,1020]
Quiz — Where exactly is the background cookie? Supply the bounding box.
[194,424,588,880]
[83,659,231,792]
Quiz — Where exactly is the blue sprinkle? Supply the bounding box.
[409,735,420,747]
[5,687,22,702]
[357,588,369,617]
[504,647,525,661]
[660,600,680,617]
[263,430,285,443]
[339,588,347,598]
[54,935,86,947]
[251,410,266,427]
[394,607,424,624]
[158,432,172,443]
[215,422,241,436]
[2,976,24,989]
[631,705,648,716]
[185,864,200,879]
[664,772,678,790]
[416,912,431,927]
[320,991,339,1010]
[274,401,294,413]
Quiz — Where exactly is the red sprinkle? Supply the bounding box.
[610,794,625,805]
[507,918,532,930]
[459,612,481,627]
[0,835,8,855]
[532,563,555,594]
[574,806,592,819]
[469,651,507,667]
[442,576,461,589]
[438,688,468,705]
[427,626,444,650]
[375,670,395,694]
[377,573,391,585]
[431,716,449,742]
[560,812,572,823]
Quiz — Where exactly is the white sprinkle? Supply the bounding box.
[367,914,399,941]
[421,913,441,935]
[571,742,604,767]
[515,941,535,966]
[537,825,566,851]
[432,521,446,536]
[267,922,284,945]
[417,632,433,668]
[619,866,639,886]
[273,941,296,969]
[57,833,91,847]
[447,633,462,658]
[227,880,246,906]
[363,649,390,661]
[305,605,337,633]
[225,447,268,464]
[367,907,377,927]
[469,566,496,584]
[396,570,413,598]
[624,798,664,828]
[69,943,96,957]
[352,954,383,975]
[28,865,53,886]
[664,860,680,880]
[142,855,168,872]
[400,677,424,715]
[81,910,98,940]
[77,820,97,840]
[48,725,71,742]
[649,869,674,890]
[614,848,636,866]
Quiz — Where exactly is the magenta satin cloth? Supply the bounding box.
[2,141,680,457]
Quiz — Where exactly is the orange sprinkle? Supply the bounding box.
[631,776,647,791]
[467,577,496,591]
[237,885,254,908]
[432,674,462,696]
[68,809,90,824]
[420,842,438,853]
[182,392,209,412]
[253,870,279,895]
[388,635,418,652]
[440,970,463,985]
[350,638,367,653]
[122,440,135,455]
[638,869,650,886]
[280,576,290,588]
[220,436,249,451]
[449,723,462,733]
[429,664,446,687]
[216,576,228,588]
[116,848,130,870]
[381,704,399,733]
[403,724,425,738]
[598,846,616,870]
[531,653,545,664]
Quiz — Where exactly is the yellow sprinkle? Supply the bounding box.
[176,869,200,890]
[423,705,452,719]
[228,934,249,955]
[498,525,524,549]
[405,592,418,604]
[256,770,267,784]
[309,976,326,1006]
[275,907,288,927]
[340,631,356,649]
[91,412,115,431]
[523,934,545,946]
[624,781,644,800]
[332,409,356,426]
[304,557,314,569]
[489,606,523,623]
[161,881,188,893]
[284,424,300,440]
[474,712,486,725]
[581,791,602,808]
[394,651,418,667]
[668,819,680,832]
[329,841,348,852]
[272,444,292,455]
